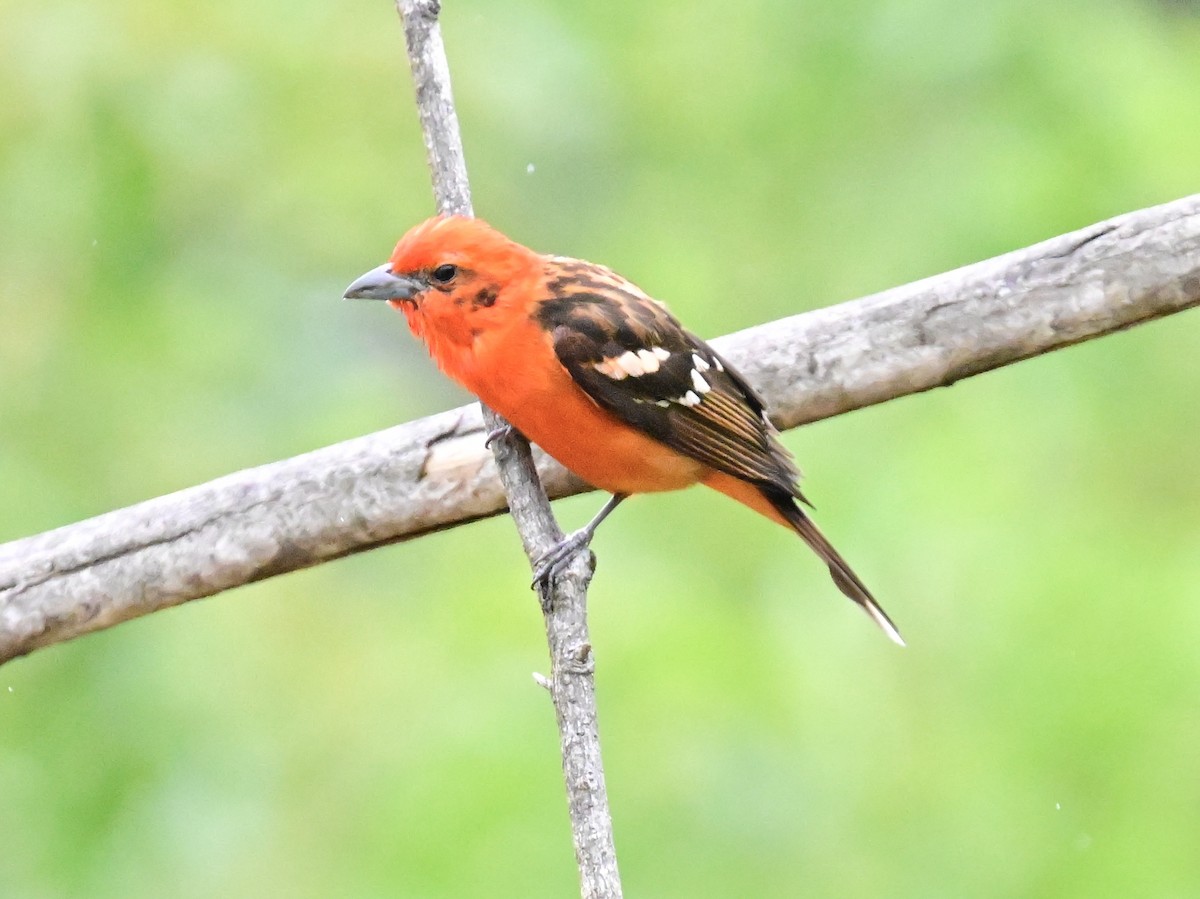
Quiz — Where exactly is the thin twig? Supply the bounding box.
[2,195,1197,666]
[396,1,622,895]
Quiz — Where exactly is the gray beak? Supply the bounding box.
[343,264,425,301]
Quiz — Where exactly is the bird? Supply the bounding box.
[344,215,903,645]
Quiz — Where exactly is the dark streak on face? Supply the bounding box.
[473,287,498,308]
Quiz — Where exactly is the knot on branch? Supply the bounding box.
[401,0,441,23]
[559,641,595,676]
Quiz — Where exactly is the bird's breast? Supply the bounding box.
[463,321,704,495]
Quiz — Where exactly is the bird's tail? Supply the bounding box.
[702,473,905,646]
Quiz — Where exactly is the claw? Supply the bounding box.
[531,528,596,586]
[484,423,515,449]
[528,493,628,587]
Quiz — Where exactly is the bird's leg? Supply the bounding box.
[484,422,515,448]
[531,493,628,586]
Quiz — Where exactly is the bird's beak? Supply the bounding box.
[343,264,425,302]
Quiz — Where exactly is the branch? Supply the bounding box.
[396,1,621,895]
[2,199,1197,668]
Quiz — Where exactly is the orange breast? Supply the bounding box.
[458,316,706,495]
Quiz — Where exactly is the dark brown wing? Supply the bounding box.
[534,260,806,501]
[535,258,903,645]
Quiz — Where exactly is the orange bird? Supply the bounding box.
[345,216,902,644]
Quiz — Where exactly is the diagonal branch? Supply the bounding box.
[1,197,1198,669]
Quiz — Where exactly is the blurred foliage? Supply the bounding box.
[2,0,1199,895]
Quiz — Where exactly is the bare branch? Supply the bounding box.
[397,0,471,218]
[395,1,622,894]
[2,197,1198,668]
[737,209,1200,428]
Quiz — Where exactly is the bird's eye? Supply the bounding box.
[431,263,458,284]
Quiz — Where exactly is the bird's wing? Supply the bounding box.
[535,260,804,498]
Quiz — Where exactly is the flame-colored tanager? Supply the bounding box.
[345,216,902,644]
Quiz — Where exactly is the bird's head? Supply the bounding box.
[344,216,538,328]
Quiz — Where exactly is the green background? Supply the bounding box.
[3,0,1199,895]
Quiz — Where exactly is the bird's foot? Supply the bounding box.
[531,528,596,587]
[484,423,515,449]
[529,495,625,589]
